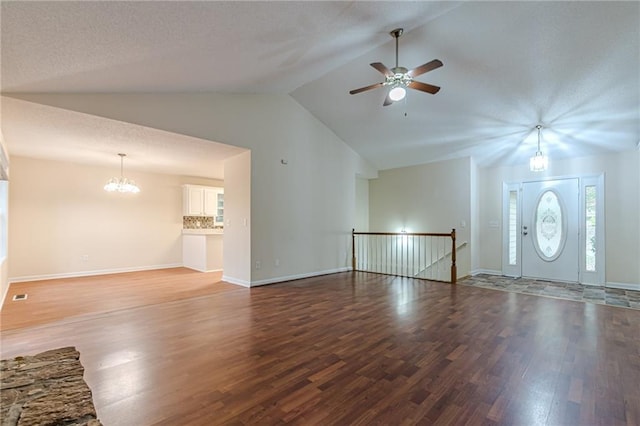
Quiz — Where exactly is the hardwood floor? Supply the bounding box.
[1,270,639,425]
[0,268,223,330]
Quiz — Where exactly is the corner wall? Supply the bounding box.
[355,177,369,232]
[223,151,251,286]
[368,157,473,278]
[0,131,8,308]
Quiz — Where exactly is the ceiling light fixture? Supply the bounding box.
[529,125,548,172]
[104,153,140,193]
[388,84,407,102]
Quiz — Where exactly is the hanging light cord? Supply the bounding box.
[119,154,125,178]
[536,125,542,154]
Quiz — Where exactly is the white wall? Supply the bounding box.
[478,150,640,286]
[355,177,369,232]
[0,130,8,308]
[223,151,251,285]
[8,156,222,281]
[368,157,472,278]
[470,157,479,273]
[10,94,378,285]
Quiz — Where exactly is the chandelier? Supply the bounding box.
[104,153,140,193]
[529,125,549,172]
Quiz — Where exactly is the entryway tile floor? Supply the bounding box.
[459,274,640,311]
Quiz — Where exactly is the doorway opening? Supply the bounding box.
[502,174,605,285]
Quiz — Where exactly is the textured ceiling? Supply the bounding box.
[1,1,638,176]
[1,96,246,180]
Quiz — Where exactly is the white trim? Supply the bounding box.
[501,182,521,277]
[8,263,183,283]
[249,267,350,287]
[0,259,8,310]
[471,268,502,276]
[503,173,606,285]
[606,281,640,291]
[184,266,224,273]
[221,275,251,287]
[578,174,605,286]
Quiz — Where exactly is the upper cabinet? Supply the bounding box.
[183,185,223,217]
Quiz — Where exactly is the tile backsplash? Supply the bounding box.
[183,216,215,229]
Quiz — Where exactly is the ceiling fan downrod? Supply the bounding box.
[390,28,403,69]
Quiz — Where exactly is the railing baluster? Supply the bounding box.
[351,230,456,284]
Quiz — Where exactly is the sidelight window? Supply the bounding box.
[585,186,596,271]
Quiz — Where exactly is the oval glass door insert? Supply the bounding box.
[533,190,566,261]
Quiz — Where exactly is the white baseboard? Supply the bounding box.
[606,281,640,291]
[184,266,224,273]
[249,267,350,287]
[470,268,502,276]
[221,275,251,287]
[8,263,183,284]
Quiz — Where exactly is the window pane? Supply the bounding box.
[585,185,596,271]
[508,191,517,265]
[535,190,564,260]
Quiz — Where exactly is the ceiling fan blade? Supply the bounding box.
[407,59,443,78]
[370,62,393,77]
[408,80,441,94]
[349,82,384,95]
[383,94,393,107]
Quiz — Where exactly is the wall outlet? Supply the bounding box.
[255,260,261,270]
[81,254,89,262]
[274,259,280,267]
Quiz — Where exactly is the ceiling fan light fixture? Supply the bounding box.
[348,27,443,106]
[104,153,140,193]
[388,85,406,102]
[529,125,549,172]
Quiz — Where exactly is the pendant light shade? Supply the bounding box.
[530,125,548,172]
[388,85,407,101]
[104,153,140,193]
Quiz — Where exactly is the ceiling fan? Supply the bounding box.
[349,28,443,106]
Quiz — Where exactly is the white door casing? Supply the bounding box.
[502,174,605,285]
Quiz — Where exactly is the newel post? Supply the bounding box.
[351,228,356,271]
[451,228,457,284]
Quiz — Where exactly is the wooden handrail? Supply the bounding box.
[351,228,458,284]
[353,231,453,237]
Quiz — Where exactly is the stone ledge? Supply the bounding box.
[1,346,102,426]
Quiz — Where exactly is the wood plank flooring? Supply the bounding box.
[1,268,223,330]
[1,270,639,425]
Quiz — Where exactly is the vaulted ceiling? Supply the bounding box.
[1,1,638,177]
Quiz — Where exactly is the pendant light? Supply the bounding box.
[529,125,548,172]
[104,153,140,193]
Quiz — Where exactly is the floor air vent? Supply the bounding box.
[12,294,27,301]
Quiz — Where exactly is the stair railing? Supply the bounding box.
[351,228,457,284]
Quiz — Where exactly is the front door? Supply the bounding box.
[521,178,579,282]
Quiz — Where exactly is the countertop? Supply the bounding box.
[182,229,224,235]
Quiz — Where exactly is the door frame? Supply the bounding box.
[502,173,605,285]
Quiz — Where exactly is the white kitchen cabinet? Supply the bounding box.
[183,185,223,217]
